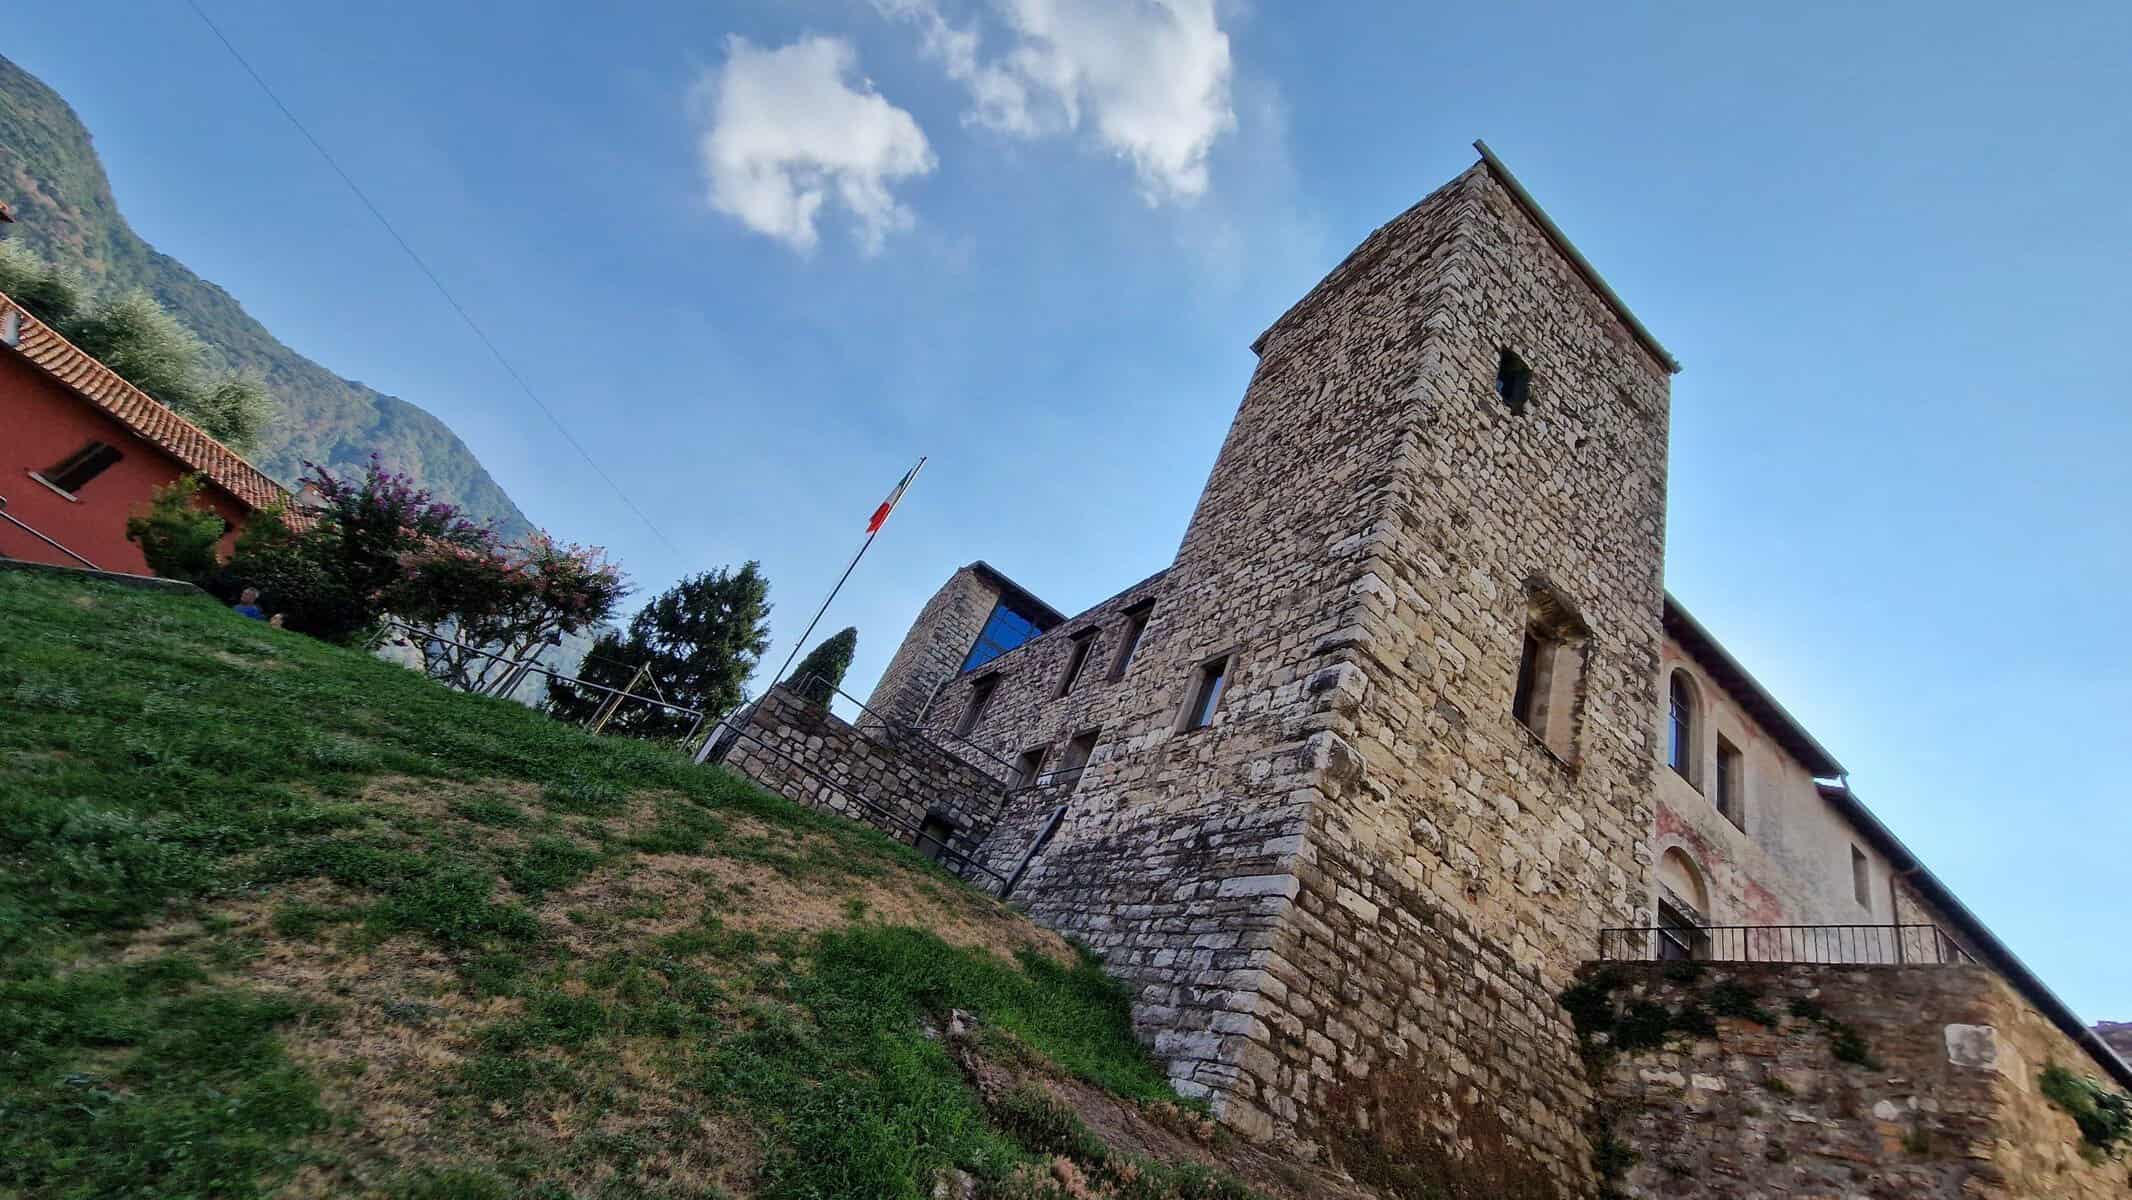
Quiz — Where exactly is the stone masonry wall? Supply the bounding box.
[910,160,1673,1198]
[723,684,1009,874]
[863,565,1004,731]
[1588,962,2129,1199]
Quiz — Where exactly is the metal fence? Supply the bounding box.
[1598,923,1974,966]
[381,619,709,744]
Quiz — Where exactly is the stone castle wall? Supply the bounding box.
[721,685,1010,874]
[909,162,1674,1196]
[863,566,1005,730]
[1589,962,2128,1200]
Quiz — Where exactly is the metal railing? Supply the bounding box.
[1599,923,1974,966]
[796,672,1021,778]
[382,619,708,741]
[0,494,98,569]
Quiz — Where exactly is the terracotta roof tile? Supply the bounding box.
[1,289,289,513]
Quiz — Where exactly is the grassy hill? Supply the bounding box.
[0,569,1370,1200]
[0,54,534,540]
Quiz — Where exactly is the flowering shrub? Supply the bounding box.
[397,532,628,691]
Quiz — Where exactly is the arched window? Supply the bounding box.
[1656,847,1711,960]
[1666,671,1697,782]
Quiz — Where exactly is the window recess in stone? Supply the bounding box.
[1495,347,1532,415]
[1011,746,1047,789]
[1056,628,1099,697]
[1513,580,1591,763]
[1179,655,1230,732]
[1109,601,1154,680]
[957,674,1000,737]
[1053,729,1099,789]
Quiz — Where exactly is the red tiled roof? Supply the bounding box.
[0,289,288,512]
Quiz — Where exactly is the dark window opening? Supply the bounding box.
[1511,630,1543,732]
[1011,747,1047,789]
[1183,656,1229,731]
[1057,629,1098,697]
[41,442,124,495]
[961,595,1052,672]
[957,675,999,737]
[915,814,954,863]
[1715,737,1744,830]
[1495,348,1532,414]
[1667,672,1696,783]
[1109,602,1154,680]
[1657,899,1706,961]
[1851,845,1871,909]
[1056,729,1099,788]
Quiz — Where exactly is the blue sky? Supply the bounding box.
[10,2,2127,1017]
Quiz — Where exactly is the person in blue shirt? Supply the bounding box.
[232,587,267,621]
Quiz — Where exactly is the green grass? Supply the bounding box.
[0,571,1205,1198]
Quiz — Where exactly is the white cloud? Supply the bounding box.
[695,35,937,254]
[876,0,1235,203]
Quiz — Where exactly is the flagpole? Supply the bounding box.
[766,456,926,693]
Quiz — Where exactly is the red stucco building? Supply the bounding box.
[0,289,286,575]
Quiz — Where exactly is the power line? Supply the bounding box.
[180,0,681,554]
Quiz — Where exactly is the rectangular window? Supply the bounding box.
[961,596,1051,672]
[956,675,999,737]
[1056,629,1098,697]
[1182,656,1229,731]
[1011,747,1047,789]
[1109,602,1153,680]
[1851,845,1871,909]
[1495,348,1532,415]
[41,442,124,495]
[1656,899,1705,962]
[1056,729,1099,788]
[1715,737,1744,830]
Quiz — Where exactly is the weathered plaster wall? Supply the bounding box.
[1589,961,2128,1199]
[1655,643,1901,931]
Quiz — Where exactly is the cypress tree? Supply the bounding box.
[788,626,858,705]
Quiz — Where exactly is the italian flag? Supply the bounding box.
[867,458,925,534]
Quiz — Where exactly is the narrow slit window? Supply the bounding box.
[41,441,124,495]
[957,675,999,737]
[1851,845,1871,909]
[1511,630,1543,732]
[1109,602,1153,680]
[1495,348,1532,415]
[1057,629,1098,697]
[1182,656,1229,731]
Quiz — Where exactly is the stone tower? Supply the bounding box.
[867,146,1676,1195]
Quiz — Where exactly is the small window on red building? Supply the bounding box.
[40,442,124,495]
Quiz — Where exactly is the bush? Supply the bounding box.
[125,474,228,584]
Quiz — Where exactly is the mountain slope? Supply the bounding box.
[0,53,533,539]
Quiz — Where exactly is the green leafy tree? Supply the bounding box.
[187,370,277,455]
[0,239,87,328]
[68,288,205,410]
[789,626,858,705]
[124,473,227,584]
[547,563,772,739]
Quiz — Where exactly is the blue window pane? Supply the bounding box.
[960,597,1049,672]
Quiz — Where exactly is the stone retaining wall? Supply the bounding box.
[1587,962,2129,1199]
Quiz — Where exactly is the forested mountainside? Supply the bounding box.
[0,53,533,538]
